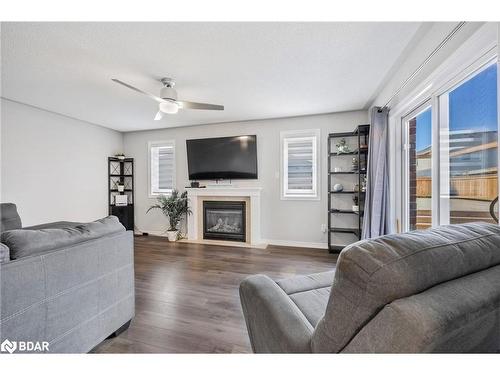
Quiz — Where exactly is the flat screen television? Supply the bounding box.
[186,135,258,180]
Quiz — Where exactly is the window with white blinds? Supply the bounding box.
[149,141,175,196]
[281,129,320,199]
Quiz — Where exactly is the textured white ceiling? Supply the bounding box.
[1,22,421,132]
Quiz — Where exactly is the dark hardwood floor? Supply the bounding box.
[92,236,337,353]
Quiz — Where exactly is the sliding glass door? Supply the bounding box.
[403,104,433,231]
[439,63,498,225]
[403,61,498,231]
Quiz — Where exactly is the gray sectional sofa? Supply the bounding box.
[240,222,500,353]
[0,203,135,353]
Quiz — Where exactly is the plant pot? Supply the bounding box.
[117,185,125,192]
[117,155,125,160]
[352,205,359,212]
[166,230,178,242]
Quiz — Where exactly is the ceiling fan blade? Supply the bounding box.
[154,111,163,121]
[112,78,165,103]
[176,100,224,111]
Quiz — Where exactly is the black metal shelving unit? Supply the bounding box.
[327,124,370,253]
[108,157,135,231]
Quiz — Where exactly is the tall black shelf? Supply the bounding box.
[327,124,370,253]
[108,157,134,231]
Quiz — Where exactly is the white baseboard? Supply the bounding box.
[138,230,327,250]
[138,229,168,237]
[261,239,328,249]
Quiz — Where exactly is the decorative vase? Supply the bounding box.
[351,157,359,171]
[166,230,178,242]
[336,138,351,154]
[333,183,344,192]
[352,196,359,212]
[360,159,366,171]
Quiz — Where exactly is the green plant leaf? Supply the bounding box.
[146,189,191,232]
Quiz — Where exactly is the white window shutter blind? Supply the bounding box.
[149,141,175,196]
[158,146,174,190]
[286,138,314,191]
[281,130,319,199]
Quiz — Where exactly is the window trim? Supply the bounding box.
[148,140,176,198]
[280,129,320,201]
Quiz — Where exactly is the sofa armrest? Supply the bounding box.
[239,274,313,353]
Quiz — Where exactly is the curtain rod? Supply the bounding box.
[378,21,467,112]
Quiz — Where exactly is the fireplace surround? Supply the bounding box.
[203,201,246,242]
[186,187,263,246]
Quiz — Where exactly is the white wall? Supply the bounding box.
[124,111,368,248]
[370,22,484,110]
[1,99,123,226]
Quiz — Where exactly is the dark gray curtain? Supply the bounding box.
[362,107,390,239]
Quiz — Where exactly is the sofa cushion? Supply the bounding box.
[276,271,335,295]
[0,203,22,232]
[312,222,500,353]
[23,221,82,230]
[0,242,10,263]
[276,271,334,327]
[1,216,125,260]
[288,288,331,327]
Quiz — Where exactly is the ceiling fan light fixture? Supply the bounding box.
[111,77,224,118]
[159,101,179,114]
[160,86,178,101]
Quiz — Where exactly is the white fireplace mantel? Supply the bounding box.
[186,187,262,245]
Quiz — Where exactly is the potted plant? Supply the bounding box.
[146,190,191,241]
[115,153,126,160]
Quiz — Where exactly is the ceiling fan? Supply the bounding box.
[111,77,224,120]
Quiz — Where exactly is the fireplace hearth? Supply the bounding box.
[203,201,246,242]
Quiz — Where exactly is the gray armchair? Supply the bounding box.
[240,222,500,353]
